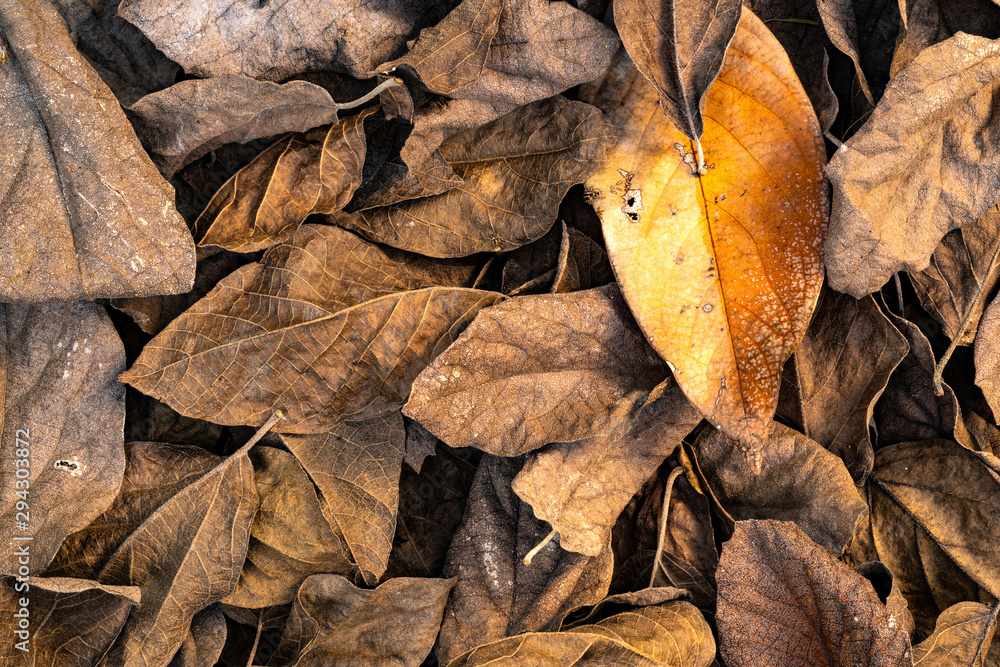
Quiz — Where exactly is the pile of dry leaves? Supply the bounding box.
[3,0,1000,664]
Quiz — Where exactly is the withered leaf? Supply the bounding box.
[511,381,702,557]
[695,422,867,555]
[717,520,913,667]
[815,0,882,104]
[130,76,347,178]
[0,0,195,301]
[224,446,353,608]
[437,455,614,664]
[583,10,827,466]
[869,440,1000,635]
[613,0,742,142]
[194,111,373,253]
[280,412,406,585]
[449,602,716,667]
[891,0,1000,76]
[551,225,615,294]
[0,302,125,576]
[121,225,499,432]
[825,32,1000,297]
[856,561,917,640]
[402,416,441,474]
[269,574,454,667]
[910,206,1000,347]
[777,289,908,479]
[0,577,140,667]
[119,0,451,80]
[341,96,616,257]
[912,602,999,666]
[405,284,669,456]
[975,297,1000,419]
[171,605,227,667]
[50,0,178,105]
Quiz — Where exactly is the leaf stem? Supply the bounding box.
[524,528,558,565]
[237,411,285,454]
[694,138,707,175]
[246,612,264,667]
[649,467,683,589]
[336,78,401,115]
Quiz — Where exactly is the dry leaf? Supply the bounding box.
[171,605,227,667]
[405,284,669,456]
[891,0,1000,76]
[614,0,742,142]
[825,32,1000,297]
[0,0,195,301]
[270,574,454,667]
[511,381,702,557]
[342,96,615,257]
[856,561,917,640]
[583,9,827,466]
[694,422,867,555]
[912,602,999,666]
[0,302,125,576]
[717,520,913,666]
[975,296,1000,419]
[121,225,498,432]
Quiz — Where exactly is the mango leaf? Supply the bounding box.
[341,96,616,258]
[0,0,195,301]
[120,225,498,432]
[912,602,999,666]
[0,302,125,576]
[717,520,913,666]
[583,9,827,468]
[406,284,669,456]
[825,32,1000,297]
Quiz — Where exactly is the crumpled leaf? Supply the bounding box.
[613,0,742,142]
[405,284,669,456]
[868,440,1000,635]
[341,96,615,257]
[777,289,908,479]
[118,0,451,80]
[0,0,195,301]
[449,602,716,667]
[891,0,1000,76]
[280,412,406,585]
[50,0,178,105]
[269,574,454,667]
[0,302,125,576]
[120,225,498,432]
[437,455,614,664]
[511,381,702,557]
[130,76,348,178]
[910,206,1000,347]
[717,520,913,667]
[825,32,1000,297]
[0,576,140,667]
[171,605,227,667]
[583,10,827,466]
[223,446,354,608]
[695,422,867,555]
[912,602,999,666]
[193,110,373,253]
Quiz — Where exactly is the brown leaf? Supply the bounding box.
[223,446,354,608]
[869,440,1000,635]
[194,110,373,253]
[170,605,227,667]
[437,455,614,663]
[130,76,347,178]
[965,411,1000,458]
[717,520,913,667]
[975,297,1000,419]
[341,96,615,257]
[405,284,669,456]
[695,421,867,555]
[124,391,225,451]
[0,0,195,301]
[0,576,140,666]
[912,602,999,666]
[825,32,1000,297]
[583,10,827,466]
[270,574,454,667]
[403,417,441,474]
[121,225,498,432]
[613,0,742,142]
[891,0,1000,76]
[856,561,917,640]
[50,0,178,105]
[0,302,125,576]
[551,225,615,294]
[118,0,452,80]
[511,381,702,557]
[816,0,878,103]
[449,602,716,667]
[777,289,909,479]
[280,413,406,585]
[910,206,1000,348]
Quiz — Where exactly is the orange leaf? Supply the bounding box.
[583,8,827,469]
